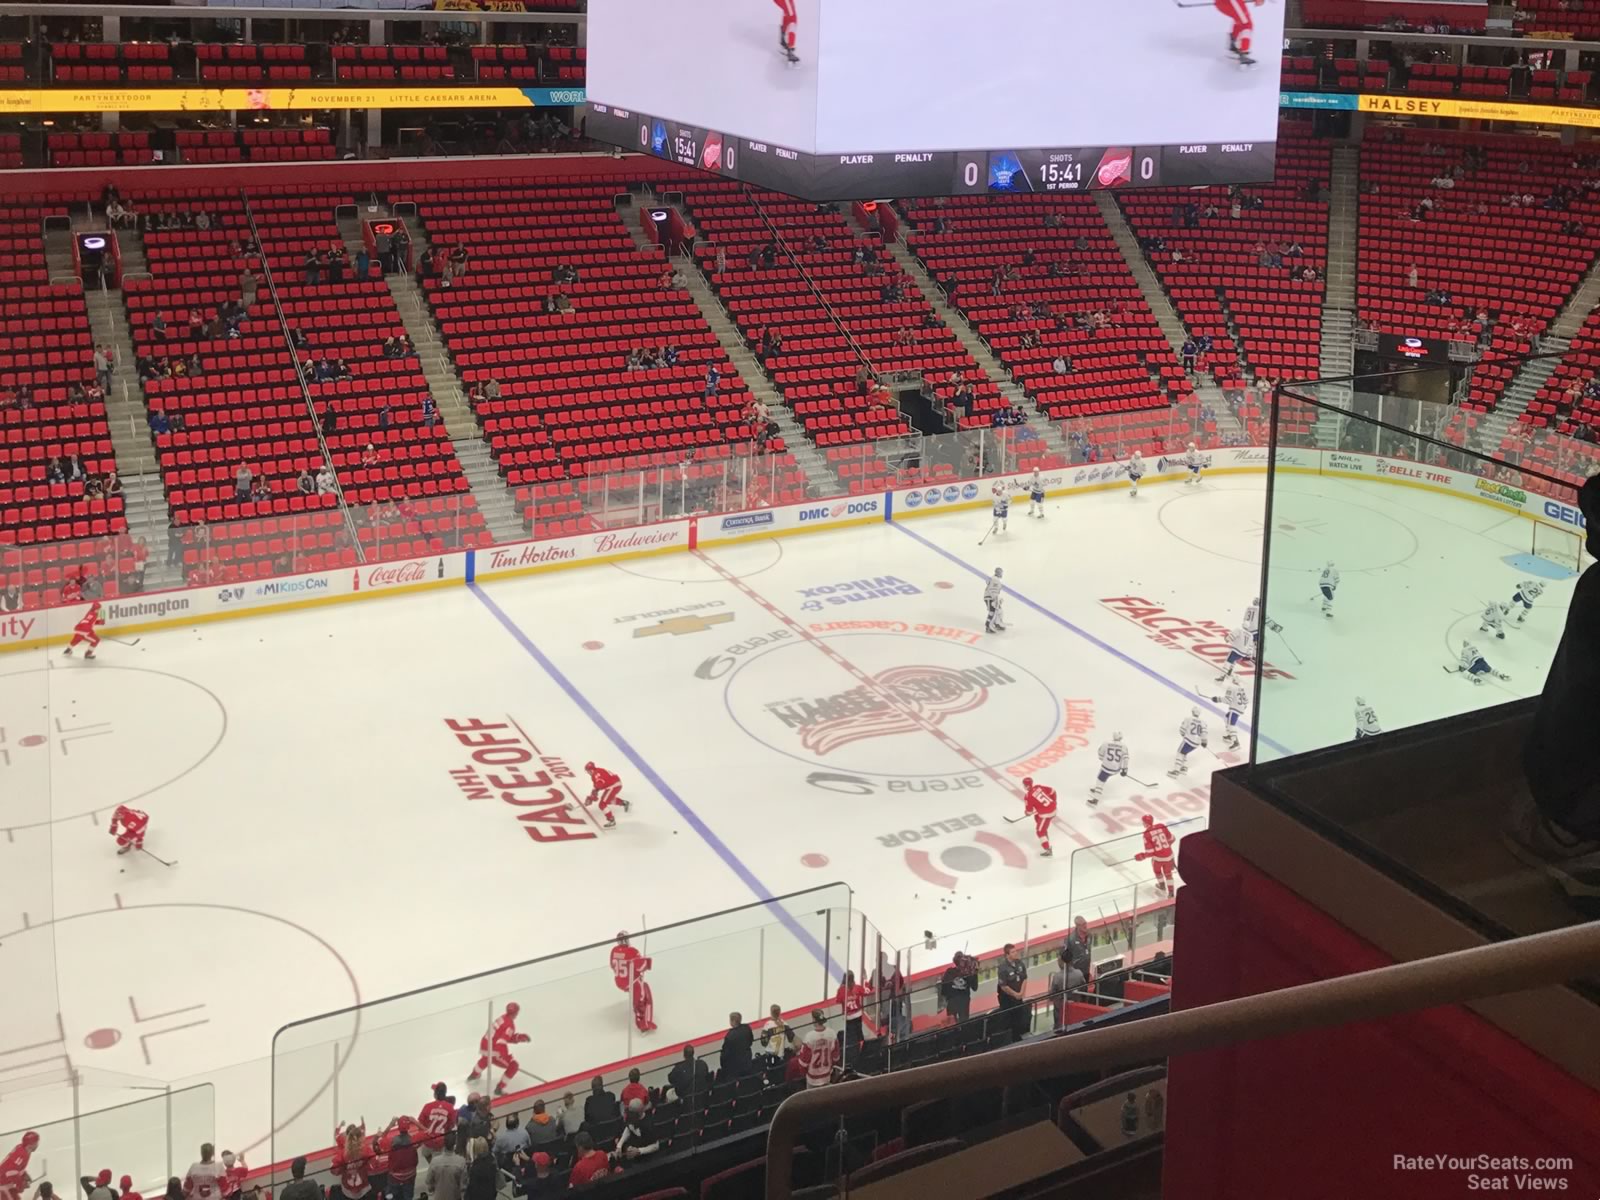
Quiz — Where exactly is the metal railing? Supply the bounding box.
[764,921,1600,1199]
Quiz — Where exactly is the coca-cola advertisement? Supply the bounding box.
[356,557,445,592]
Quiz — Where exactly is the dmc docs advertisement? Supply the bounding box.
[586,0,821,152]
[812,0,1285,153]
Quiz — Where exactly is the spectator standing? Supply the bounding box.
[583,1075,620,1127]
[667,1044,710,1104]
[996,943,1029,1041]
[463,1141,496,1200]
[491,1115,528,1163]
[117,1178,140,1200]
[421,395,437,432]
[1048,948,1087,1032]
[836,971,872,1054]
[619,1068,650,1114]
[234,463,252,500]
[1511,473,1600,908]
[520,1154,560,1200]
[304,252,320,285]
[355,248,369,280]
[940,952,977,1023]
[1064,916,1093,984]
[566,1135,611,1189]
[94,345,111,391]
[385,1128,417,1200]
[797,1010,836,1088]
[184,1144,227,1200]
[720,1012,754,1078]
[760,1003,795,1064]
[704,363,720,400]
[83,1170,117,1200]
[422,1135,466,1200]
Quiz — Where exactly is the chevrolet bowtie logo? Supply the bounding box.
[633,613,736,638]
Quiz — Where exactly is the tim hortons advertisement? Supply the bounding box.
[476,521,692,577]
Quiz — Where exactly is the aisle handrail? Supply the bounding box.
[764,921,1600,1199]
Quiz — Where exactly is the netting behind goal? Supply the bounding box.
[1532,520,1588,573]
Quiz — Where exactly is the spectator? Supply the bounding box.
[797,1009,836,1088]
[720,1012,754,1078]
[1052,354,1072,375]
[582,1075,620,1127]
[94,344,112,390]
[316,465,337,495]
[361,444,379,467]
[555,1093,584,1138]
[152,312,168,340]
[524,1100,561,1150]
[321,404,339,436]
[1511,473,1600,909]
[421,395,438,431]
[996,942,1029,1041]
[1064,916,1093,983]
[940,952,977,1022]
[463,1141,496,1200]
[491,1115,528,1163]
[304,252,320,285]
[704,363,720,399]
[66,454,86,483]
[615,1108,661,1165]
[234,463,252,500]
[424,1135,467,1200]
[83,1170,117,1200]
[759,1003,795,1064]
[836,971,871,1053]
[1048,947,1087,1031]
[279,1160,320,1200]
[566,1134,612,1189]
[1180,338,1197,371]
[296,468,314,495]
[355,248,369,280]
[667,1043,710,1104]
[185,1143,227,1200]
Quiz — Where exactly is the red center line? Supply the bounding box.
[695,551,1122,858]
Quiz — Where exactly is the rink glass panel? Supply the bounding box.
[1254,370,1590,762]
[267,884,852,1163]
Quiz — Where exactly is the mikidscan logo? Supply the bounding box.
[721,512,776,532]
[798,500,880,522]
[1544,500,1587,529]
[257,577,332,597]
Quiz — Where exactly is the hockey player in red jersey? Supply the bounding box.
[63,600,105,658]
[609,933,657,1033]
[0,1131,40,1200]
[467,1002,530,1095]
[109,804,150,855]
[773,0,799,62]
[1022,777,1058,857]
[1214,0,1261,65]
[584,762,631,828]
[1133,814,1178,895]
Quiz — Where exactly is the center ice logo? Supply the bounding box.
[766,663,1015,756]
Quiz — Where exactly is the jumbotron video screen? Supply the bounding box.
[585,0,1285,200]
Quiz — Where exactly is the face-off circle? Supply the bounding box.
[0,667,227,830]
[722,631,1061,778]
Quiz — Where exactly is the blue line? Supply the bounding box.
[468,583,838,977]
[890,522,1297,758]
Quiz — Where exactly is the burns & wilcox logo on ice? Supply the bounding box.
[441,717,594,844]
[797,576,921,612]
[765,663,1017,755]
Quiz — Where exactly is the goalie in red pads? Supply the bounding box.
[64,600,105,658]
[1134,814,1178,895]
[467,1002,529,1095]
[1022,777,1058,858]
[110,805,150,855]
[610,932,657,1033]
[584,762,631,828]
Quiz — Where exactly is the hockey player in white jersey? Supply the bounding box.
[1126,450,1145,497]
[1241,596,1282,637]
[1508,579,1544,626]
[1215,624,1255,683]
[1354,696,1382,739]
[1478,600,1509,640]
[1446,640,1511,685]
[988,482,1010,537]
[1181,442,1205,486]
[1168,707,1208,778]
[1201,680,1250,750]
[983,567,1007,634]
[1089,732,1130,806]
[1318,561,1340,618]
[1026,469,1045,519]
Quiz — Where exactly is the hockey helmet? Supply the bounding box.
[505,1001,520,1016]
[616,931,630,943]
[1021,777,1033,788]
[584,761,595,772]
[1355,696,1366,707]
[1112,731,1123,741]
[994,566,1004,577]
[1190,706,1200,717]
[1187,441,1196,450]
[1142,814,1155,827]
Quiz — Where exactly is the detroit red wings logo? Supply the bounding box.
[766,664,1015,755]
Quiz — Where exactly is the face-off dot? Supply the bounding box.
[800,852,829,868]
[18,734,47,748]
[939,845,990,873]
[83,1027,122,1050]
[583,641,604,650]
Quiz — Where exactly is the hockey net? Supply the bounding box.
[1532,520,1586,573]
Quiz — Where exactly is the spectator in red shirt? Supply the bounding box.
[417,1083,457,1152]
[565,1134,611,1189]
[836,971,872,1054]
[119,1176,143,1200]
[384,1129,417,1200]
[619,1068,650,1116]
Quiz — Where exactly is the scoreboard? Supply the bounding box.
[585,105,1276,200]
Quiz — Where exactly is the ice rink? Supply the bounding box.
[0,468,1576,1164]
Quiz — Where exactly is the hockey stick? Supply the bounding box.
[104,635,141,647]
[978,520,997,547]
[1272,628,1302,665]
[1125,773,1161,789]
[138,846,177,868]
